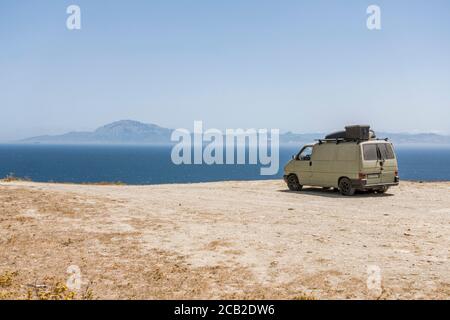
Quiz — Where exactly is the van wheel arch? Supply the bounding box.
[287,174,303,191]
[338,176,348,185]
[338,177,356,196]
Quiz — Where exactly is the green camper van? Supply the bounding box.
[283,126,400,196]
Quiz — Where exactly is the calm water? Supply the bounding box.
[0,144,449,184]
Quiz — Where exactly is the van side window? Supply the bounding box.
[363,145,378,160]
[378,143,395,159]
[298,146,313,161]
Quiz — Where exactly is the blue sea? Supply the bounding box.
[0,144,449,184]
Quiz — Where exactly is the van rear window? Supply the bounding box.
[363,145,378,160]
[363,143,396,160]
[379,143,395,159]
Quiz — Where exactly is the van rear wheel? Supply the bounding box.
[339,178,355,196]
[287,174,302,191]
[377,186,389,194]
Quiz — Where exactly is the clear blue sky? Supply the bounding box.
[1,0,450,140]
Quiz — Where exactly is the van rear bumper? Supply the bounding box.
[351,177,400,189]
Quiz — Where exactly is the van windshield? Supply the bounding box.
[298,146,313,160]
[363,143,395,160]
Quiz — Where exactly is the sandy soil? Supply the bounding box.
[0,180,449,300]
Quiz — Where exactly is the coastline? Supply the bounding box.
[1,144,450,183]
[1,177,450,187]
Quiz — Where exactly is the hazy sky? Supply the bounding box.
[1,0,450,141]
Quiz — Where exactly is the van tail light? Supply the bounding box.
[359,173,367,179]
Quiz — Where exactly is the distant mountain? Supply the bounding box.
[377,132,450,145]
[21,120,172,144]
[20,120,450,145]
[279,132,322,144]
[279,131,450,145]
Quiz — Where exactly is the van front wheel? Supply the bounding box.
[339,178,355,196]
[287,175,303,191]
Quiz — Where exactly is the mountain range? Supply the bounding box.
[20,120,450,145]
[21,120,172,144]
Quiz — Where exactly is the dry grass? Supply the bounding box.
[1,174,126,185]
[1,173,31,182]
[0,271,94,300]
[0,271,18,288]
[1,172,127,186]
[31,282,94,300]
[292,295,316,300]
[82,181,127,186]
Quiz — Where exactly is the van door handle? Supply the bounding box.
[309,161,312,167]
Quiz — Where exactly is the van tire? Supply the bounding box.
[377,186,389,194]
[338,177,355,196]
[287,174,303,191]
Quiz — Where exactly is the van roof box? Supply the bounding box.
[324,125,375,141]
[345,125,370,140]
[324,130,346,140]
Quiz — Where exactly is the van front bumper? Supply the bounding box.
[351,177,400,189]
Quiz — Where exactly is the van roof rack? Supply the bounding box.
[315,138,363,145]
[315,137,389,145]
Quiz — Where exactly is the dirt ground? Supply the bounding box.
[0,180,449,300]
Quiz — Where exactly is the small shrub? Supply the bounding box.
[83,181,126,186]
[292,294,316,300]
[0,270,94,300]
[2,173,31,182]
[34,282,77,300]
[0,271,18,287]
